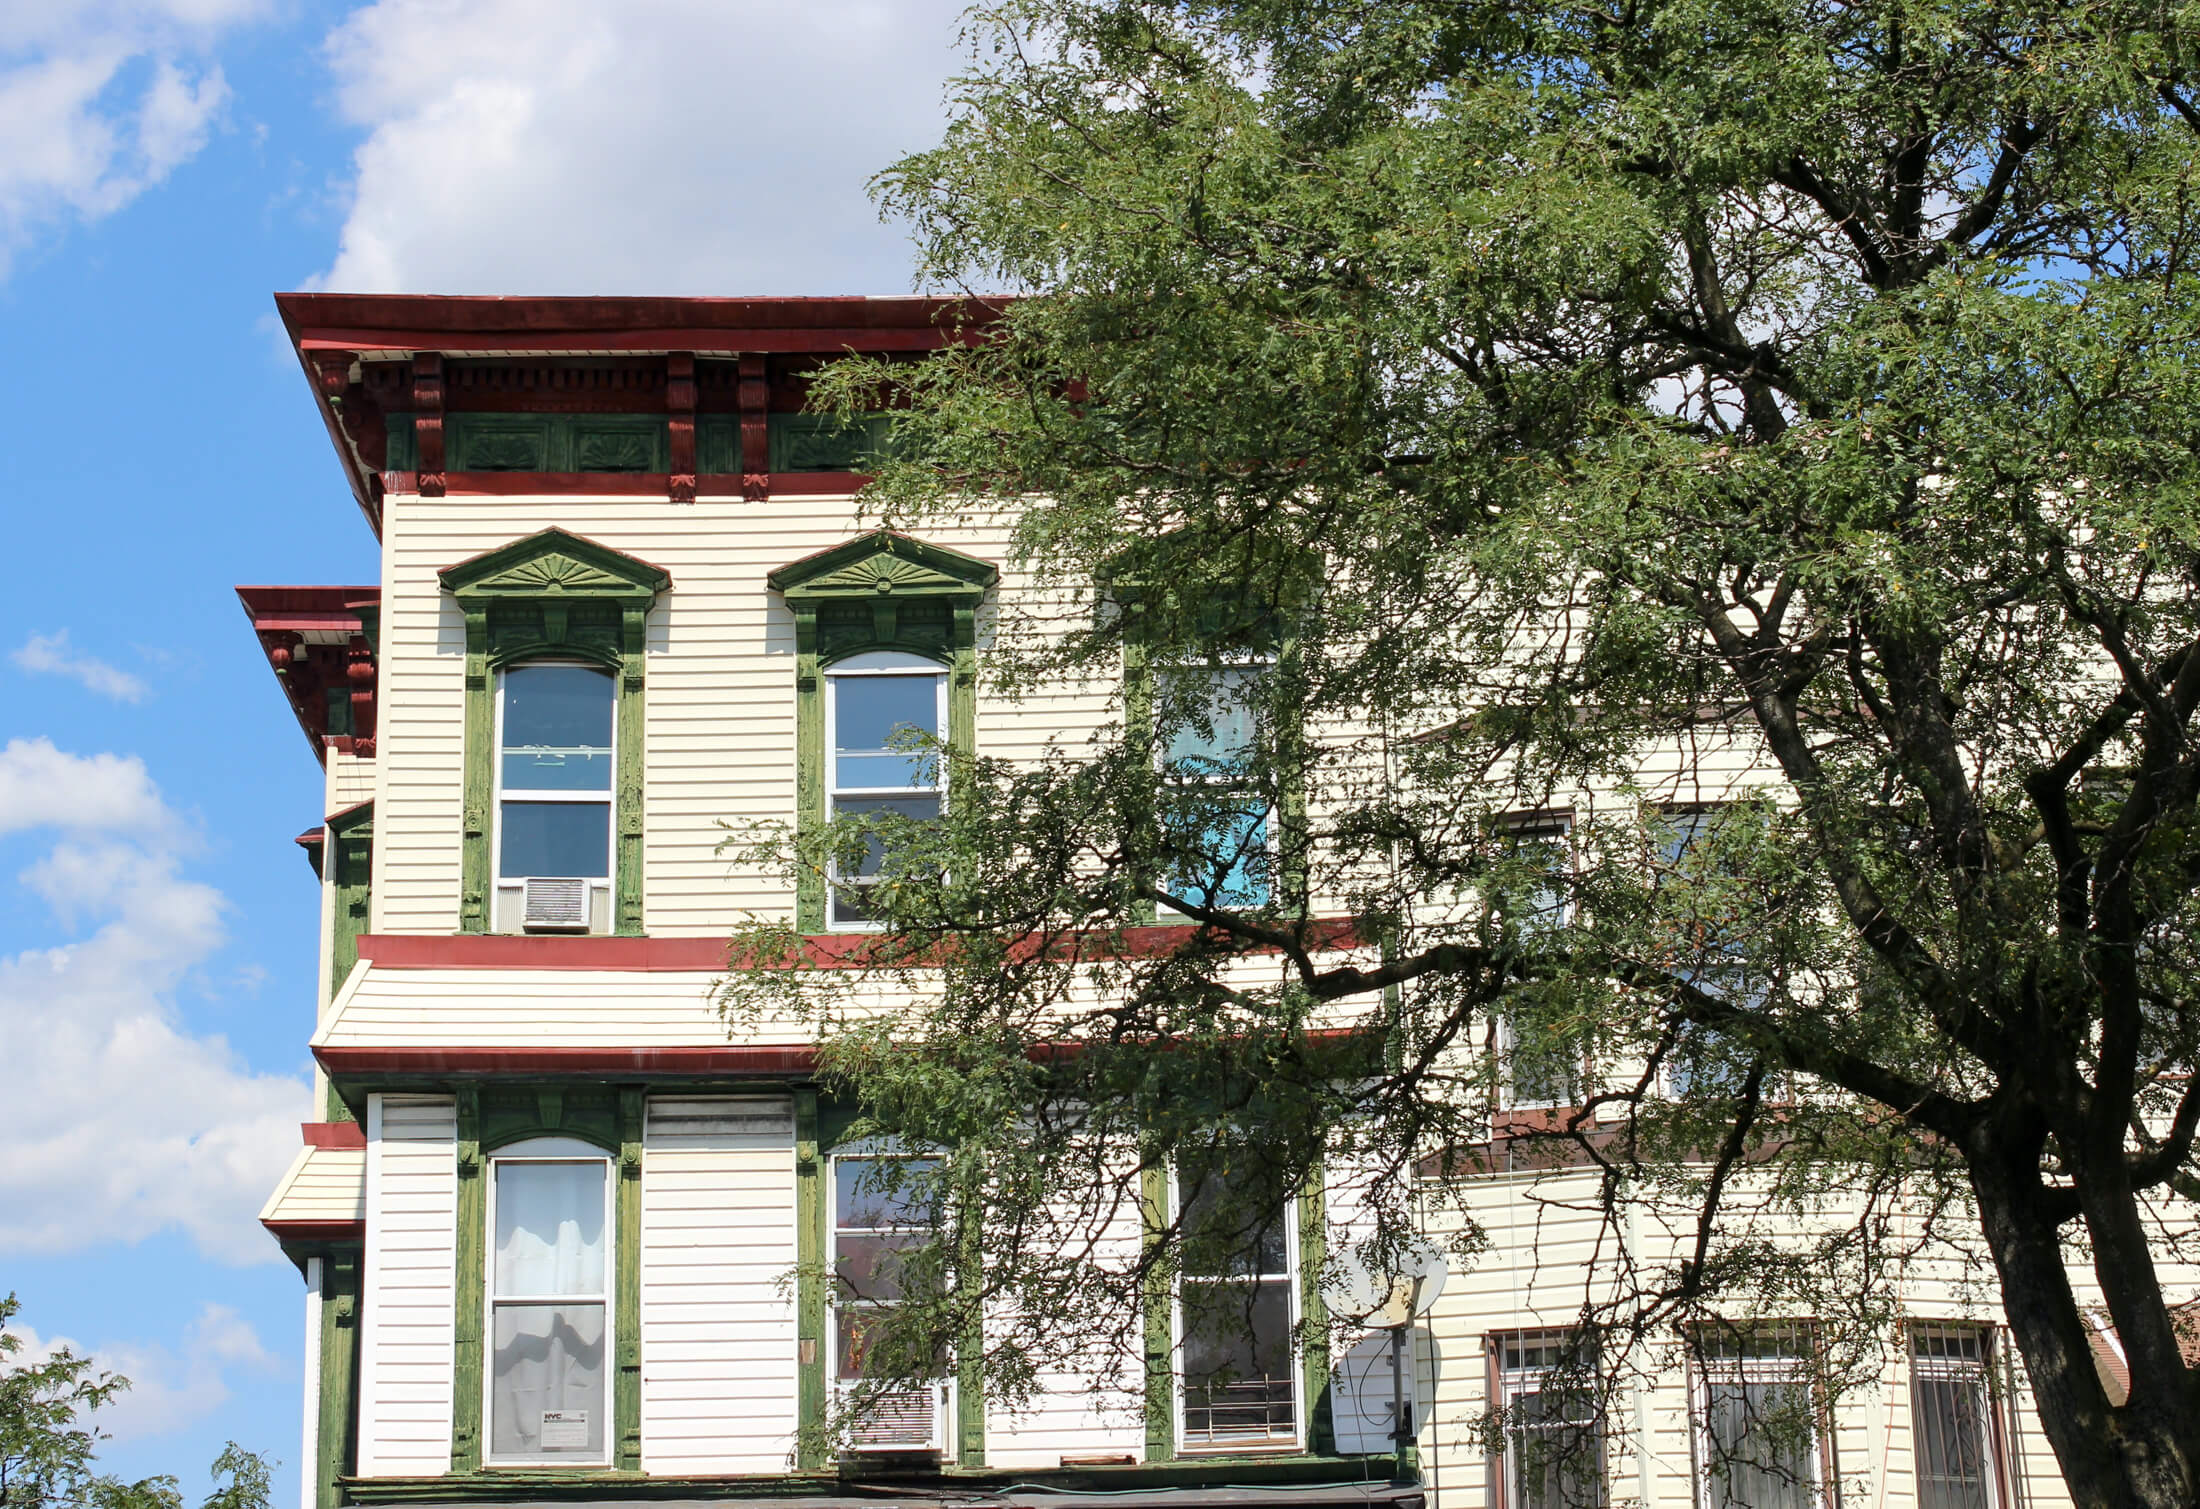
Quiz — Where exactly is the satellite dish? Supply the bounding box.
[1320,1237,1451,1329]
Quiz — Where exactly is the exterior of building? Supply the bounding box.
[249,294,2165,1509]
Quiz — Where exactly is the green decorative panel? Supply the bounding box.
[328,803,374,1013]
[1140,1163,1174,1462]
[816,597,955,664]
[450,1090,485,1473]
[478,1085,623,1152]
[386,414,671,473]
[794,1090,826,1471]
[1297,1169,1333,1457]
[447,415,552,472]
[697,415,743,473]
[769,413,894,472]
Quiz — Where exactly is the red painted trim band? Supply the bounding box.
[303,1121,367,1149]
[315,1045,819,1076]
[376,471,876,497]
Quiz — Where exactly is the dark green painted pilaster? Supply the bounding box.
[1140,1162,1174,1462]
[450,1088,485,1472]
[615,1088,644,1470]
[615,612,647,935]
[956,1184,985,1466]
[1297,1167,1333,1456]
[317,1251,361,1509]
[794,1089,826,1469]
[459,608,493,934]
[328,804,375,1002]
[792,606,825,932]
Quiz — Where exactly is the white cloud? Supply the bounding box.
[8,1303,278,1443]
[0,2,263,279]
[13,630,150,703]
[0,741,308,1266]
[313,0,967,295]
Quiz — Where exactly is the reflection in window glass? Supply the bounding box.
[826,667,946,928]
[497,665,613,884]
[1177,1152,1296,1447]
[831,1157,941,1378]
[488,1155,609,1463]
[1158,663,1273,910]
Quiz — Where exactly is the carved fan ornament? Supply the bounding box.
[477,553,635,596]
[805,554,970,596]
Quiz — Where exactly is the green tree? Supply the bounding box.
[0,1296,271,1509]
[725,3,2200,1503]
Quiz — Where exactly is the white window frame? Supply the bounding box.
[1153,653,1279,917]
[1908,1322,2008,1509]
[1494,1329,1607,1509]
[1171,1160,1302,1453]
[1688,1326,1826,1509]
[826,1150,952,1454]
[482,1136,616,1469]
[823,652,950,933]
[492,661,616,927]
[1495,814,1579,1110]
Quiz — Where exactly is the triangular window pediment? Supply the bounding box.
[768,531,997,602]
[439,527,671,601]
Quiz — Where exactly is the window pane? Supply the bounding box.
[1163,801,1271,908]
[1504,1013,1581,1108]
[1512,1390,1605,1509]
[1913,1327,1994,1509]
[1182,1277,1295,1441]
[1704,1380,1814,1509]
[501,666,613,792]
[835,1231,925,1303]
[1161,666,1262,771]
[829,795,942,878]
[490,1301,605,1459]
[835,1158,942,1228]
[494,1161,606,1297]
[499,801,610,879]
[833,675,941,790]
[1179,1156,1289,1277]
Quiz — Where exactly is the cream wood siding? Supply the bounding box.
[330,750,375,810]
[639,1095,801,1475]
[358,1094,457,1478]
[315,965,811,1049]
[1414,1166,2094,1509]
[259,1145,366,1225]
[984,1159,1149,1468]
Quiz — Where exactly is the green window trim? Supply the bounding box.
[1139,1155,1332,1464]
[450,1087,644,1476]
[316,1251,362,1509]
[440,529,670,936]
[767,532,998,934]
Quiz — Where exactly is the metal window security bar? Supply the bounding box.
[1156,660,1276,911]
[1176,1153,1298,1449]
[1911,1324,2002,1509]
[824,654,948,929]
[1498,1331,1606,1509]
[485,1140,613,1465]
[831,1154,947,1450]
[494,663,614,933]
[1691,1327,1822,1509]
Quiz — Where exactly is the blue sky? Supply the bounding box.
[0,2,964,1502]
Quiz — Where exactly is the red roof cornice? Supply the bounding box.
[237,585,380,764]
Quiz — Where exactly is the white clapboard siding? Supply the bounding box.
[358,1094,457,1478]
[640,1095,801,1475]
[315,965,832,1050]
[984,1152,1149,1468]
[259,1146,366,1225]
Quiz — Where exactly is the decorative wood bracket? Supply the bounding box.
[667,353,696,504]
[412,352,446,497]
[739,354,770,501]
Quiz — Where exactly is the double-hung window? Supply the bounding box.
[830,1153,947,1450]
[494,663,615,933]
[1495,1330,1606,1509]
[1910,1324,2004,1509]
[485,1138,612,1465]
[1156,659,1274,912]
[1176,1151,1299,1449]
[1652,806,1762,1098]
[1495,815,1579,1109]
[824,653,948,929]
[1691,1326,1824,1509]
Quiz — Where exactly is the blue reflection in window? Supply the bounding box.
[502,665,614,792]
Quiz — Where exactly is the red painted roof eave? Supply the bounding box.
[274,290,1012,344]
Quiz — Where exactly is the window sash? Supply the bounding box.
[485,1153,613,1467]
[1153,659,1277,911]
[1173,1163,1299,1449]
[828,1156,943,1384]
[1497,1330,1606,1509]
[1911,1326,2001,1509]
[494,665,617,885]
[824,666,948,928]
[1691,1331,1822,1509]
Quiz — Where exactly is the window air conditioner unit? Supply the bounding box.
[843,1383,945,1452]
[520,877,591,932]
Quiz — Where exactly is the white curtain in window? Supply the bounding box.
[495,1162,606,1297]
